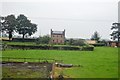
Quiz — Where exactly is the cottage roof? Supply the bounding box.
[52,31,64,35]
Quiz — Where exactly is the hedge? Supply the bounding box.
[60,46,81,50]
[82,46,94,51]
[92,43,105,47]
[7,45,50,50]
[6,44,94,51]
[2,38,36,42]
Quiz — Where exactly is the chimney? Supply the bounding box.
[51,29,53,35]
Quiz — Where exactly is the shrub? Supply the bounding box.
[52,46,59,50]
[12,38,36,42]
[61,46,80,50]
[82,46,94,51]
[65,39,87,46]
[92,43,105,47]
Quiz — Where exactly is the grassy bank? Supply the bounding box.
[2,47,118,78]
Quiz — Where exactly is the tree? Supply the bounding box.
[91,31,101,42]
[16,14,37,41]
[2,15,16,40]
[65,38,86,46]
[0,16,4,32]
[0,16,4,37]
[111,23,120,46]
[68,38,74,45]
[72,39,86,46]
[36,35,51,44]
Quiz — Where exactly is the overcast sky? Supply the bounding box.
[1,0,119,39]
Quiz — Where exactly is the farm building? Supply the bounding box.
[107,41,120,47]
[86,40,97,45]
[50,29,65,44]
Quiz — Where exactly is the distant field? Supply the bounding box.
[2,47,118,78]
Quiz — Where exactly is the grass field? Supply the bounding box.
[2,47,118,78]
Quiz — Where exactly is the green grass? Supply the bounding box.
[2,47,118,78]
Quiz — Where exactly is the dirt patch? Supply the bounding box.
[2,62,53,78]
[53,66,72,78]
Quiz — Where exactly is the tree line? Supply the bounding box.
[1,14,118,46]
[1,14,37,41]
